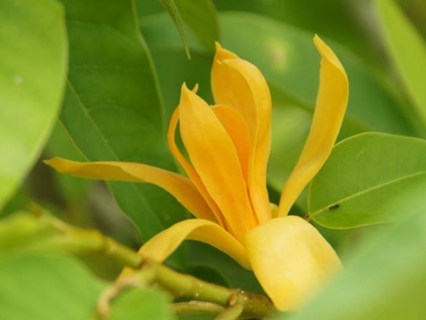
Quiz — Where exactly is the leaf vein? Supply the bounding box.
[311,170,426,216]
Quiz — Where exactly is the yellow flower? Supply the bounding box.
[45,35,348,311]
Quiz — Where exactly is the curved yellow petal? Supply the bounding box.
[212,105,252,178]
[244,216,342,311]
[138,219,251,269]
[278,36,349,217]
[44,157,214,221]
[168,108,224,225]
[212,43,271,224]
[178,84,257,241]
[212,44,256,133]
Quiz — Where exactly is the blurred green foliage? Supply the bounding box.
[0,253,105,320]
[0,0,67,212]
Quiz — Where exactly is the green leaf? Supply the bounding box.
[47,124,88,198]
[157,0,219,55]
[214,0,383,67]
[0,213,56,256]
[137,48,212,120]
[174,0,220,51]
[375,0,426,128]
[309,133,426,229]
[58,0,188,241]
[281,210,426,320]
[0,253,105,320]
[108,287,173,320]
[158,0,191,58]
[135,0,164,17]
[0,0,67,212]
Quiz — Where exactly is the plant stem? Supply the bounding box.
[43,215,276,319]
[153,260,232,304]
[43,216,143,268]
[215,299,243,320]
[173,301,265,320]
[128,261,275,319]
[173,301,225,315]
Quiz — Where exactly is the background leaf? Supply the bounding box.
[46,123,89,204]
[158,0,191,58]
[108,287,173,320]
[174,0,220,51]
[0,0,67,212]
[375,0,426,128]
[213,0,385,68]
[278,210,426,320]
[309,133,426,229]
[0,253,105,320]
[153,0,219,55]
[58,0,188,241]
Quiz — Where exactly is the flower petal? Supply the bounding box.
[168,107,225,226]
[44,157,215,221]
[138,219,251,269]
[278,36,349,217]
[244,216,342,311]
[178,84,257,241]
[212,43,271,224]
[212,105,252,178]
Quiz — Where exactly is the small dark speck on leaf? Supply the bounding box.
[328,204,341,211]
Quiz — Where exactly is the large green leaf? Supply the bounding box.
[281,210,426,320]
[108,287,173,320]
[309,133,426,229]
[174,0,220,51]
[213,0,382,67]
[0,0,67,212]
[58,0,188,241]
[376,0,426,128]
[149,0,219,55]
[46,123,89,203]
[135,0,164,17]
[138,49,212,120]
[0,253,105,320]
[396,0,426,37]
[158,0,191,58]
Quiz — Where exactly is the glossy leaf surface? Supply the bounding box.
[108,287,172,320]
[0,253,104,320]
[0,0,67,212]
[376,0,426,128]
[309,133,426,228]
[59,0,187,241]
